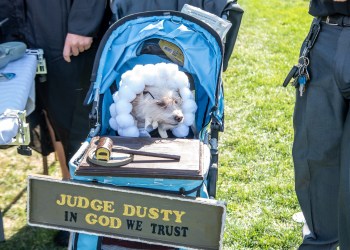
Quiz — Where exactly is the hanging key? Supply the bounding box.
[300,56,309,74]
[298,74,307,97]
[296,56,310,97]
[292,70,300,87]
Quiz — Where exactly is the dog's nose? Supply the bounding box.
[174,114,183,122]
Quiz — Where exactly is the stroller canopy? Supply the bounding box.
[87,11,224,135]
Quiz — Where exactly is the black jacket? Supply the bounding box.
[309,0,350,17]
[0,0,107,59]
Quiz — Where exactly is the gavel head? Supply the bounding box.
[95,137,113,161]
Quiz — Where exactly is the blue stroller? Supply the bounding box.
[68,1,243,249]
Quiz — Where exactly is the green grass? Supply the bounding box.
[0,148,65,249]
[0,1,313,249]
[218,0,312,249]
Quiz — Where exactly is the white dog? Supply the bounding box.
[109,63,197,138]
[131,85,184,138]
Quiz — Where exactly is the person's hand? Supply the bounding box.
[63,33,93,62]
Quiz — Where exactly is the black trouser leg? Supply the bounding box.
[335,27,350,250]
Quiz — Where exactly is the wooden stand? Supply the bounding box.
[75,136,204,180]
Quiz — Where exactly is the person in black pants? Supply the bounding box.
[292,0,350,249]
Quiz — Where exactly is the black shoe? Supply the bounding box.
[54,230,70,247]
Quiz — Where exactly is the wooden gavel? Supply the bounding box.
[95,137,180,162]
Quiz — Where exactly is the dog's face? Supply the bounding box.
[131,86,184,131]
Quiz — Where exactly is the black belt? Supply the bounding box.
[321,15,350,27]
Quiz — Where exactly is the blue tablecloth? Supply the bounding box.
[0,55,37,145]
